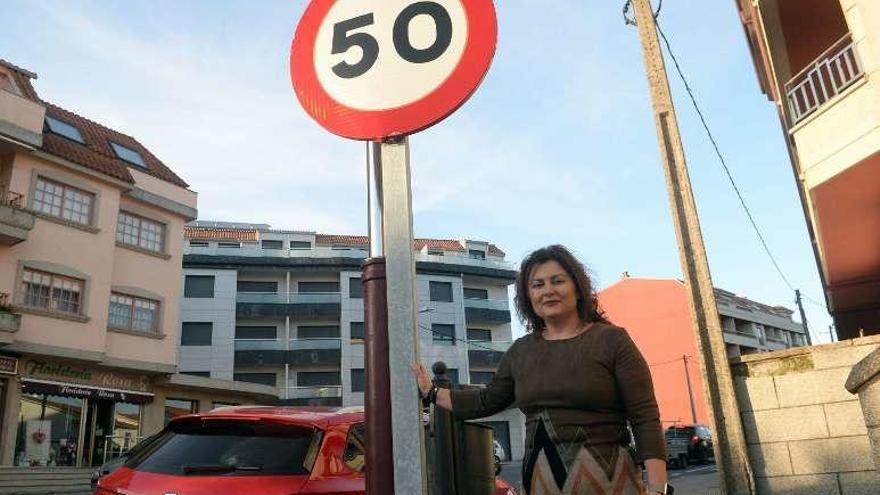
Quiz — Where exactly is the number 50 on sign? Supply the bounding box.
[291,0,497,141]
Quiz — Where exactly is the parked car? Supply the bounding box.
[664,428,690,469]
[665,424,714,465]
[95,406,516,495]
[90,433,160,491]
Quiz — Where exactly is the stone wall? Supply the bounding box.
[731,335,880,494]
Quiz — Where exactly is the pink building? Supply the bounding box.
[0,59,273,484]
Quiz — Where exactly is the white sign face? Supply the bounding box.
[313,0,468,111]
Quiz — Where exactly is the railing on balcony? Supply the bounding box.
[286,385,343,400]
[236,292,342,304]
[466,340,513,353]
[785,34,864,124]
[463,298,510,311]
[0,186,24,208]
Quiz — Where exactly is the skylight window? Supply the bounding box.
[109,141,147,168]
[45,116,85,144]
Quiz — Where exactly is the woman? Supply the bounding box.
[412,245,670,495]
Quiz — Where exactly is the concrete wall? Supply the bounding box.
[731,334,880,494]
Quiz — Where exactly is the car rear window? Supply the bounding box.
[127,418,319,476]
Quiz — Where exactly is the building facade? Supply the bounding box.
[734,0,880,340]
[180,222,527,461]
[598,276,807,426]
[0,60,273,471]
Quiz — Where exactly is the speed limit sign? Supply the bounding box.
[291,0,497,140]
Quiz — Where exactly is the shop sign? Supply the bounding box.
[22,359,151,393]
[21,379,153,404]
[0,356,18,375]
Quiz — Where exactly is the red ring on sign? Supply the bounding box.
[291,0,497,141]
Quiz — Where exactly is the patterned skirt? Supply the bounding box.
[523,416,646,495]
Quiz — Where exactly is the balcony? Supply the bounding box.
[0,89,45,149]
[0,292,19,343]
[236,292,341,319]
[281,386,343,406]
[0,186,35,246]
[464,298,511,325]
[467,340,512,369]
[234,338,341,367]
[786,34,864,125]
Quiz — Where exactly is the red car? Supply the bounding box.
[95,406,516,495]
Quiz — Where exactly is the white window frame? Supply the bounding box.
[116,211,165,253]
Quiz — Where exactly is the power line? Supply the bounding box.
[417,323,500,353]
[649,356,685,368]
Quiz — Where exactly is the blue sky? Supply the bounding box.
[1,0,834,342]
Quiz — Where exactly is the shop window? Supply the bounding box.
[109,402,142,458]
[432,323,455,345]
[116,212,165,253]
[429,281,453,302]
[108,293,160,334]
[32,176,94,226]
[181,322,212,346]
[184,275,214,298]
[20,268,84,315]
[15,394,83,467]
[163,398,198,425]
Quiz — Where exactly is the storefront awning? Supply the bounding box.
[22,378,154,404]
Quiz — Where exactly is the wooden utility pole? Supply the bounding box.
[629,1,755,493]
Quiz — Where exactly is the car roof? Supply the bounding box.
[172,405,365,428]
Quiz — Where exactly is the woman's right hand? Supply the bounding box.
[410,363,432,398]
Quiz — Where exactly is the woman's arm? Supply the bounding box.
[412,364,453,410]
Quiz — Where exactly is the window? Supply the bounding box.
[163,398,198,425]
[218,242,240,248]
[131,419,316,475]
[237,281,277,293]
[469,249,486,260]
[427,250,444,256]
[109,141,147,168]
[432,323,455,346]
[189,240,208,247]
[261,239,283,249]
[108,293,160,333]
[32,176,94,226]
[233,373,277,387]
[297,371,341,387]
[290,241,311,249]
[184,275,214,298]
[350,322,365,341]
[445,368,460,386]
[343,423,366,472]
[470,371,495,385]
[181,322,212,346]
[182,371,210,377]
[298,325,340,339]
[351,369,365,393]
[116,212,164,252]
[349,278,363,299]
[45,116,85,144]
[235,326,277,340]
[467,328,492,342]
[298,281,340,293]
[429,281,453,302]
[464,288,489,300]
[20,268,84,315]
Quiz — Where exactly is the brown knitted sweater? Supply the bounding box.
[450,323,665,463]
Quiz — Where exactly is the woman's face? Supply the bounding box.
[527,260,579,323]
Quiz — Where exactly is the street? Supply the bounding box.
[500,462,721,494]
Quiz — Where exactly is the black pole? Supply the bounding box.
[795,289,813,346]
[683,355,698,424]
[430,362,456,495]
[363,258,393,494]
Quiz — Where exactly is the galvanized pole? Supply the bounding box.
[794,289,813,345]
[364,137,428,494]
[630,1,754,493]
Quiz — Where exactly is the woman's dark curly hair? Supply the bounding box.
[514,245,609,333]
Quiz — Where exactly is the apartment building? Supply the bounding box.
[598,276,807,426]
[734,0,880,339]
[0,59,273,473]
[179,221,526,461]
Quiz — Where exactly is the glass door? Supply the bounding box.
[82,399,114,466]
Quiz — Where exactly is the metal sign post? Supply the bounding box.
[629,1,755,493]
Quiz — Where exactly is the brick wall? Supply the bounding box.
[731,335,880,494]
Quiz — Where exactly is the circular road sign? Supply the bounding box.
[291,0,497,141]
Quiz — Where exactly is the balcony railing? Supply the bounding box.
[786,34,864,124]
[0,186,24,208]
[236,292,342,304]
[466,340,513,353]
[463,298,510,311]
[286,385,343,400]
